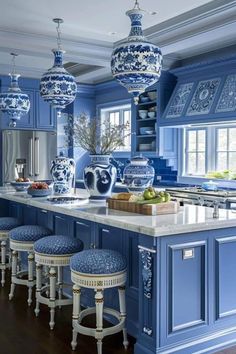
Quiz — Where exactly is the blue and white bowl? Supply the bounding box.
[27,188,52,198]
[11,181,32,191]
[201,180,218,191]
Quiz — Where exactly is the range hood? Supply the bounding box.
[160,56,236,127]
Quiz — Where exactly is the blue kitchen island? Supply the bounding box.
[1,188,236,354]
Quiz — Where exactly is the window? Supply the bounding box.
[101,104,131,152]
[183,124,236,177]
[216,127,236,170]
[185,128,206,175]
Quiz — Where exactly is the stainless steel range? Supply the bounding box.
[166,187,236,218]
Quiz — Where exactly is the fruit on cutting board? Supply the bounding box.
[29,182,49,190]
[143,187,156,200]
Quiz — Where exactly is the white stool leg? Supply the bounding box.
[35,263,43,317]
[71,284,81,351]
[17,252,22,272]
[9,250,18,300]
[1,240,6,287]
[95,289,104,354]
[118,286,129,350]
[49,266,56,330]
[57,266,63,308]
[27,252,34,306]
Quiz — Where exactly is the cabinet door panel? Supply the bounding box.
[8,201,23,221]
[35,92,56,130]
[23,205,37,225]
[53,214,70,235]
[37,209,51,229]
[73,219,92,250]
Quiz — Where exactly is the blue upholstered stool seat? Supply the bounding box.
[70,249,127,275]
[0,217,21,231]
[9,225,51,242]
[34,235,83,255]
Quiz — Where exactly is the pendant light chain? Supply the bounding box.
[56,21,62,51]
[10,53,18,75]
[134,0,140,10]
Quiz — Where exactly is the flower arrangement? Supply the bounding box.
[65,114,130,155]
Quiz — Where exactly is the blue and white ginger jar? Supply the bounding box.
[111,5,162,104]
[40,49,77,117]
[123,156,155,192]
[51,155,75,195]
[0,74,30,127]
[84,155,117,200]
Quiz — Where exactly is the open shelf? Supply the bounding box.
[136,134,156,138]
[138,100,156,106]
[137,117,157,122]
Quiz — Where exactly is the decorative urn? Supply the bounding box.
[40,49,77,117]
[123,156,155,192]
[51,155,75,195]
[83,155,117,200]
[0,73,30,127]
[111,1,162,104]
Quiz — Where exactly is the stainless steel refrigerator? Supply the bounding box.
[2,130,57,183]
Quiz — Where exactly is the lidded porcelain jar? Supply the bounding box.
[51,155,75,195]
[123,156,155,192]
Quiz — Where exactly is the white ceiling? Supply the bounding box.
[0,0,235,83]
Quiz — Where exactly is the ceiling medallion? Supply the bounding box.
[0,53,30,127]
[111,0,163,104]
[40,18,77,117]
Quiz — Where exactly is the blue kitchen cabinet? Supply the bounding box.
[36,208,52,229]
[0,198,9,216]
[35,92,56,130]
[52,213,71,235]
[72,218,93,250]
[8,201,23,221]
[0,75,56,131]
[23,205,37,225]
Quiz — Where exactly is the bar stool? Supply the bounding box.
[70,249,128,354]
[34,235,83,330]
[0,217,21,287]
[9,225,52,305]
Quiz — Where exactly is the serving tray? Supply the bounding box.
[107,199,179,215]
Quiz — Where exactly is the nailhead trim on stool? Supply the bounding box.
[70,249,128,354]
[9,225,52,306]
[34,235,83,330]
[0,217,21,287]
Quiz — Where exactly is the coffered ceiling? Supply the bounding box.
[0,0,235,83]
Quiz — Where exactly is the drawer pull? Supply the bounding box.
[138,245,156,254]
[41,210,48,214]
[183,248,194,260]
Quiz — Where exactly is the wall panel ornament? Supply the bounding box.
[139,247,154,299]
[187,78,220,116]
[166,83,194,118]
[216,74,236,113]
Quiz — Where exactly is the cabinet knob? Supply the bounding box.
[90,243,96,249]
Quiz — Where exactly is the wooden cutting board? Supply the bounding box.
[107,198,179,215]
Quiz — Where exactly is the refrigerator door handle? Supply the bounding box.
[34,137,40,176]
[29,138,33,177]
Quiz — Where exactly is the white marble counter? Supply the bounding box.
[1,187,236,237]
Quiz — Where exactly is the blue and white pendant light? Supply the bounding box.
[111,0,163,104]
[40,18,77,117]
[0,53,30,127]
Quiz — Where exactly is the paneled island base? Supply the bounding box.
[1,189,236,354]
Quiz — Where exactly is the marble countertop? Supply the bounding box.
[1,187,236,237]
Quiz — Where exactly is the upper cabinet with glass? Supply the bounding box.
[160,57,236,127]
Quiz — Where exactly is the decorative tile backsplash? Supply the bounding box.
[166,82,194,118]
[187,78,221,116]
[216,74,236,113]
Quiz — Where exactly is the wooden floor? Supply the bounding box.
[0,273,236,354]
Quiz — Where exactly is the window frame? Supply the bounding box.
[99,101,132,154]
[215,126,236,171]
[185,127,207,176]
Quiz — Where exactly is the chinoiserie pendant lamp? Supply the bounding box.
[111,0,163,104]
[40,18,77,117]
[0,53,30,127]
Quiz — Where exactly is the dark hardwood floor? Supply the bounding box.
[0,272,236,354]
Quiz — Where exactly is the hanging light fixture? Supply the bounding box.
[40,18,77,117]
[0,53,30,127]
[111,0,163,104]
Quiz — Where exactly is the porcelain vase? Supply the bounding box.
[123,156,155,192]
[51,155,75,195]
[84,155,117,200]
